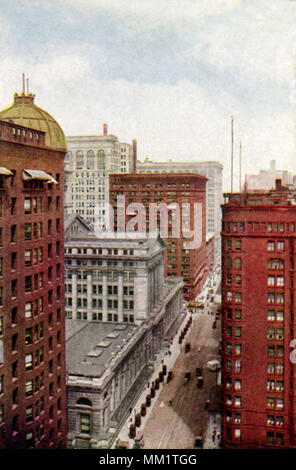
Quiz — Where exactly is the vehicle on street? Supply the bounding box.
[207,359,221,371]
[197,376,204,388]
[184,370,191,384]
[167,370,173,383]
[133,432,145,449]
[195,367,203,376]
[194,434,203,448]
[116,438,129,449]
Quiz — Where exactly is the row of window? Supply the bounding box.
[66,310,135,324]
[66,270,135,282]
[224,221,296,234]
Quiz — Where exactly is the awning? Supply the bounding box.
[23,169,58,184]
[0,167,13,176]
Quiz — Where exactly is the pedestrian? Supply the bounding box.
[129,407,132,414]
[212,433,215,442]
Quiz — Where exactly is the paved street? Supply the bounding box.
[141,304,221,449]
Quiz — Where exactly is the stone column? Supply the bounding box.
[118,272,123,322]
[87,271,92,321]
[72,271,77,320]
[102,273,108,322]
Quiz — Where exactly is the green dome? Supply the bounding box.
[0,92,66,150]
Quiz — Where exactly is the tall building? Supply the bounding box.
[109,172,207,300]
[64,215,183,448]
[0,90,67,448]
[246,160,295,191]
[221,179,296,448]
[64,124,137,227]
[137,158,223,263]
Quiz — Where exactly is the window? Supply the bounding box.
[268,258,284,269]
[234,258,241,269]
[25,354,33,370]
[268,276,275,286]
[277,241,284,251]
[25,380,33,397]
[25,302,32,318]
[267,241,275,252]
[80,413,90,434]
[235,240,242,250]
[24,223,31,240]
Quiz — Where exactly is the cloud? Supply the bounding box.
[0,0,295,192]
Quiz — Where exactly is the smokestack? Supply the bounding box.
[103,123,108,135]
[132,138,137,173]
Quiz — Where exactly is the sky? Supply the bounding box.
[0,0,296,190]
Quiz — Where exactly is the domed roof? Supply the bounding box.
[0,91,66,150]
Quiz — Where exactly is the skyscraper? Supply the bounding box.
[0,90,67,448]
[64,124,137,227]
[109,172,207,300]
[221,180,296,448]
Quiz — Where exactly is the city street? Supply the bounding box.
[141,302,221,449]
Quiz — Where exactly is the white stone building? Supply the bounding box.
[64,123,136,227]
[64,215,184,448]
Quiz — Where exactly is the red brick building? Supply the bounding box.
[0,91,67,448]
[109,173,207,300]
[221,180,296,448]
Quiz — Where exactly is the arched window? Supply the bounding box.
[234,257,242,269]
[76,150,84,170]
[87,150,95,170]
[64,151,73,170]
[97,149,105,169]
[268,258,284,269]
[77,397,92,407]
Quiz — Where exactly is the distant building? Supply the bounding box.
[246,160,294,191]
[64,123,137,227]
[136,158,223,264]
[109,172,207,300]
[221,179,296,448]
[64,215,183,448]
[0,91,67,448]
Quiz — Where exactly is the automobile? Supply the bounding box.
[197,376,204,388]
[194,435,203,448]
[207,359,221,371]
[195,367,203,376]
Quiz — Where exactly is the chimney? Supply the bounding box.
[275,179,282,190]
[103,123,108,135]
[132,138,137,173]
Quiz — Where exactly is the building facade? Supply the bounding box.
[221,180,296,448]
[64,216,183,448]
[0,91,67,448]
[64,123,137,227]
[109,172,207,300]
[137,158,223,263]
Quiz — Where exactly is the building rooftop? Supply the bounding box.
[222,179,296,208]
[0,91,66,150]
[66,320,136,378]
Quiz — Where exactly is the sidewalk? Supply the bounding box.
[203,412,222,449]
[112,307,194,448]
